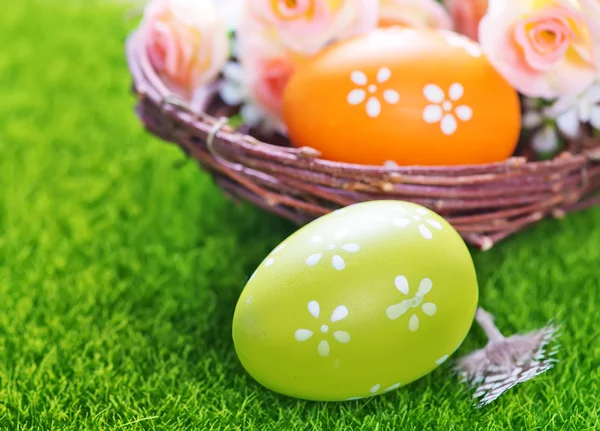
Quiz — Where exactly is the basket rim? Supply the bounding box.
[125,30,600,176]
[124,29,600,251]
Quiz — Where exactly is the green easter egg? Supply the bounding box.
[232,200,478,401]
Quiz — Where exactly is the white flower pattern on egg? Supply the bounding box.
[345,382,403,400]
[390,205,443,240]
[371,382,403,395]
[305,228,360,271]
[263,242,287,267]
[347,68,400,118]
[423,83,473,136]
[386,276,437,332]
[436,354,449,365]
[439,30,482,58]
[294,301,351,357]
[435,341,464,366]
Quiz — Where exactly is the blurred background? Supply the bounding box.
[1,1,599,430]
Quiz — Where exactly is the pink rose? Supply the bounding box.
[443,0,488,40]
[242,46,295,130]
[140,0,230,100]
[378,0,453,30]
[479,0,600,99]
[245,0,380,55]
[221,16,298,132]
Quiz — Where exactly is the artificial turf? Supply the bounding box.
[1,1,599,430]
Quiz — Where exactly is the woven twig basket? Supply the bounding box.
[125,31,600,251]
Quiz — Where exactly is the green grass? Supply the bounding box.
[1,1,599,429]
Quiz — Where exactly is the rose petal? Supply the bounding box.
[378,0,453,30]
[479,2,600,98]
[514,17,569,72]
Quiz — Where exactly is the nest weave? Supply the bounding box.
[125,31,600,251]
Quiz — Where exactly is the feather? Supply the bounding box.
[454,308,561,407]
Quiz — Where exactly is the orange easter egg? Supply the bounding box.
[282,28,522,166]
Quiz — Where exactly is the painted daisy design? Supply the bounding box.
[305,228,361,271]
[294,301,351,357]
[346,67,400,118]
[390,205,443,240]
[423,83,473,136]
[386,276,437,332]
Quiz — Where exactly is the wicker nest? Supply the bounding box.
[125,30,600,251]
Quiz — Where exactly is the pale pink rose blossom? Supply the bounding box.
[229,0,380,129]
[378,0,453,30]
[443,0,488,41]
[140,0,230,101]
[245,0,380,55]
[213,0,243,29]
[479,0,600,99]
[222,17,297,132]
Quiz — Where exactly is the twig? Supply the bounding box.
[125,31,600,250]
